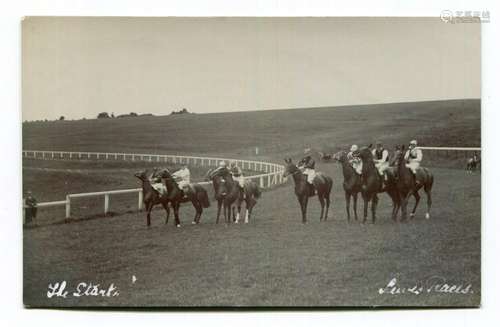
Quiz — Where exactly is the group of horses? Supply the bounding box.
[135,144,435,227]
[283,145,434,224]
[134,167,261,227]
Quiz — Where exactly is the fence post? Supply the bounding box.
[138,190,143,211]
[65,196,71,219]
[267,175,271,187]
[260,176,264,188]
[104,194,110,215]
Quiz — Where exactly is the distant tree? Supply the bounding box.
[59,116,65,121]
[97,112,110,119]
[130,112,138,117]
[111,112,115,118]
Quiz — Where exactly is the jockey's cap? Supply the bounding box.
[410,140,418,146]
[350,144,358,152]
[230,160,237,166]
[219,161,227,167]
[376,140,382,146]
[304,148,311,154]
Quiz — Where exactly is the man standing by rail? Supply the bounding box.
[24,191,38,225]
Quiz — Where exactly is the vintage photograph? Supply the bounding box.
[22,17,480,307]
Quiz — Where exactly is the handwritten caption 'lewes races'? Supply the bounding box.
[47,281,119,298]
[378,277,473,295]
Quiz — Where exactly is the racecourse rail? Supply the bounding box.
[22,150,287,221]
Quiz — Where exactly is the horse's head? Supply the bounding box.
[134,170,148,181]
[390,145,405,166]
[358,145,373,162]
[206,168,228,197]
[158,168,172,180]
[283,158,300,178]
[333,150,347,163]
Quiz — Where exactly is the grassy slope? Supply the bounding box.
[23,99,480,161]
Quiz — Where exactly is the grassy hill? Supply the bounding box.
[23,99,480,161]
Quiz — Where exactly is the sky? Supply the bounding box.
[22,17,480,121]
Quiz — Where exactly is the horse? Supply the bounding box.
[357,146,401,223]
[333,150,362,221]
[159,168,210,227]
[134,170,171,227]
[391,145,433,221]
[282,158,333,223]
[466,152,480,172]
[204,167,240,224]
[233,178,262,224]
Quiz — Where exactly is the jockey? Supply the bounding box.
[347,144,363,175]
[172,165,191,194]
[404,140,423,184]
[298,148,316,184]
[229,161,245,190]
[150,168,167,196]
[209,161,228,179]
[372,140,389,185]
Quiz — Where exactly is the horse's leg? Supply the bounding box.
[400,192,411,222]
[245,198,255,223]
[191,200,201,225]
[410,191,420,219]
[318,195,325,222]
[389,192,399,222]
[371,194,379,224]
[424,187,432,219]
[345,192,351,222]
[216,199,222,224]
[362,194,369,224]
[324,191,330,221]
[161,201,170,224]
[235,198,242,224]
[146,202,153,227]
[353,193,359,221]
[298,196,307,224]
[173,202,181,227]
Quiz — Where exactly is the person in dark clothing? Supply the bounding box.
[24,191,38,224]
[298,149,316,184]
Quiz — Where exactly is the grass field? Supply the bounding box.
[23,99,481,307]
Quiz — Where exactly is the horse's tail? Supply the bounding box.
[195,185,210,208]
[253,183,262,199]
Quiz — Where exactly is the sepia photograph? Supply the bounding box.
[21,16,481,308]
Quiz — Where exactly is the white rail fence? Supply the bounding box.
[22,150,286,221]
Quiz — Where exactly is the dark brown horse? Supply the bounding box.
[391,145,433,221]
[283,158,333,223]
[204,168,241,224]
[205,168,243,224]
[134,170,171,227]
[159,169,210,227]
[357,146,401,223]
[333,150,362,221]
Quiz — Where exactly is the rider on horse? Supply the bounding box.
[404,139,423,185]
[229,161,245,190]
[372,140,389,188]
[172,164,191,196]
[298,148,316,184]
[209,161,229,179]
[347,144,363,175]
[150,168,167,196]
